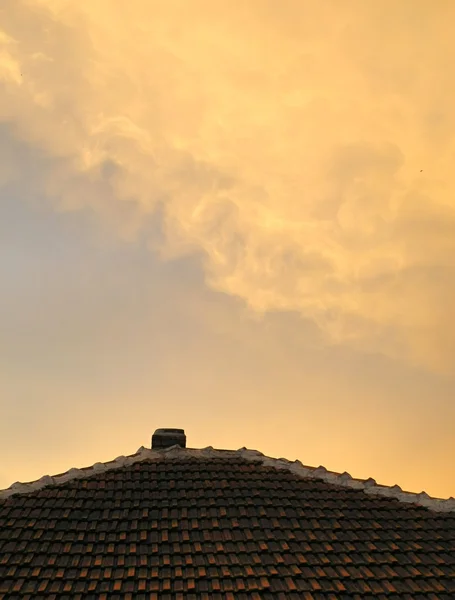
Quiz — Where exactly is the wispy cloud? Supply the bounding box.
[1,0,455,373]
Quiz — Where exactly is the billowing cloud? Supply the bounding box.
[1,0,455,373]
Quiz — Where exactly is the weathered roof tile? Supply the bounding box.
[0,449,454,597]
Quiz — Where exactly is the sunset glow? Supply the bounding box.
[1,0,455,498]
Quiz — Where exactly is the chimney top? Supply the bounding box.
[152,428,186,450]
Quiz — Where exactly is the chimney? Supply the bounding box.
[152,428,186,449]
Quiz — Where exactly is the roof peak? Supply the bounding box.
[2,446,454,513]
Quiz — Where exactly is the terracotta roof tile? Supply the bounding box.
[0,447,454,596]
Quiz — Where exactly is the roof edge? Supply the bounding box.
[1,446,454,513]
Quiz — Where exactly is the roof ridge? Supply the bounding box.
[1,446,454,513]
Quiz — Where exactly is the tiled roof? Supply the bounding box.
[0,445,454,598]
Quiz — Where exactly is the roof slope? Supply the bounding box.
[0,447,454,599]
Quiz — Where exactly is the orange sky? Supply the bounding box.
[1,0,455,499]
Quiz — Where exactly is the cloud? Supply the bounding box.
[1,0,455,373]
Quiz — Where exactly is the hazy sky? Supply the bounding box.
[1,0,455,499]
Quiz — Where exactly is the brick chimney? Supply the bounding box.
[151,428,186,449]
